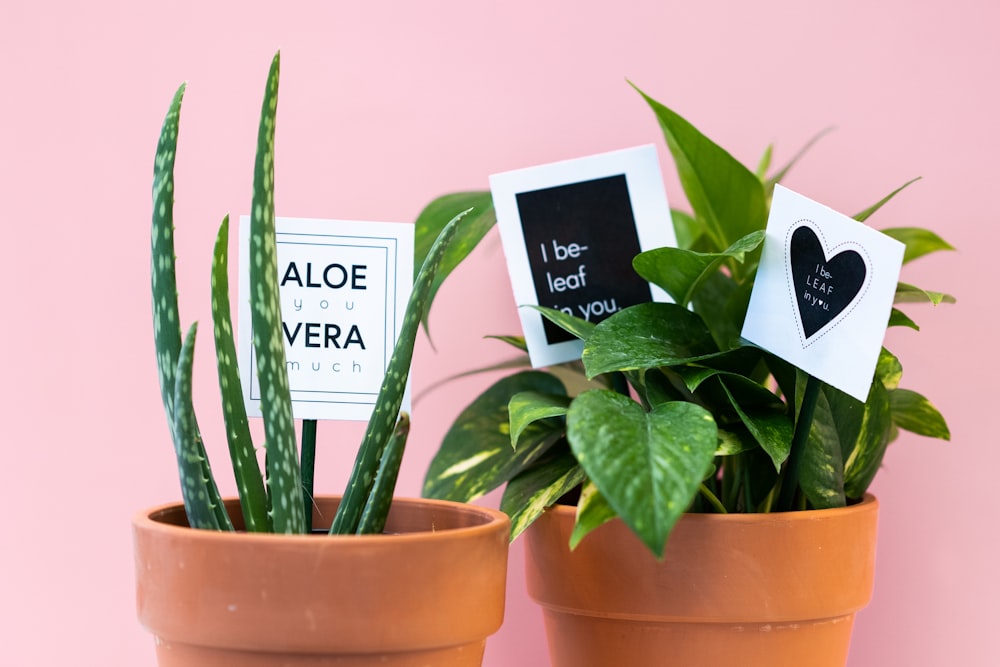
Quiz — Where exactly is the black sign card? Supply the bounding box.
[516,174,652,344]
[490,145,676,367]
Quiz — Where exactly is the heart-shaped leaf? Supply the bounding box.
[582,303,719,378]
[566,390,717,557]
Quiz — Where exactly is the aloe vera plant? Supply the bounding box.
[151,52,468,534]
[417,85,954,557]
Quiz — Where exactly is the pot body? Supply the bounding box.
[525,494,878,667]
[133,496,510,666]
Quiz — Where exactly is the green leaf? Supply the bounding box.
[413,191,496,335]
[172,323,233,531]
[841,381,893,499]
[633,84,767,254]
[509,391,570,450]
[486,335,528,352]
[894,282,956,305]
[633,231,764,307]
[853,177,921,223]
[582,303,719,378]
[671,209,701,250]
[876,348,903,390]
[570,480,617,549]
[797,387,846,509]
[755,144,773,180]
[533,306,597,342]
[501,448,585,541]
[247,52,305,535]
[566,391,717,557]
[211,215,269,532]
[719,377,793,471]
[356,414,410,535]
[151,83,185,424]
[890,388,951,440]
[888,308,920,330]
[881,227,955,264]
[764,127,835,196]
[333,207,472,534]
[423,371,567,501]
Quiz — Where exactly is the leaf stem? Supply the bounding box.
[776,374,822,512]
[698,483,728,514]
[301,419,317,531]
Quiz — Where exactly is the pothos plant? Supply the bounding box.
[415,85,953,557]
[151,52,468,535]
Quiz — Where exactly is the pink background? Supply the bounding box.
[2,1,995,664]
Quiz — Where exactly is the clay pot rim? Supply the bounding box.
[543,492,877,525]
[133,494,510,546]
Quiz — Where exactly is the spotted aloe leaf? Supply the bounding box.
[211,215,269,532]
[331,207,473,534]
[172,323,233,530]
[248,52,305,534]
[151,83,231,530]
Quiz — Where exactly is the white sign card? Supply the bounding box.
[741,185,904,401]
[239,217,414,421]
[490,145,676,367]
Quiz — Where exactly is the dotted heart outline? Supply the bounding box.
[784,220,873,349]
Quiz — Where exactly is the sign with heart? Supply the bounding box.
[788,223,870,343]
[742,185,904,401]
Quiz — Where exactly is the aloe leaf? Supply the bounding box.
[890,388,951,440]
[632,84,767,254]
[567,390,717,558]
[853,177,921,223]
[331,208,473,533]
[633,230,764,307]
[151,84,230,531]
[173,323,233,531]
[894,282,956,305]
[413,191,496,335]
[424,371,566,501]
[569,480,617,549]
[508,391,570,450]
[582,303,719,378]
[211,215,269,532]
[500,448,585,542]
[247,52,304,534]
[881,227,955,264]
[151,83,185,423]
[356,414,410,535]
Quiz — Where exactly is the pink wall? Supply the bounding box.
[1,1,995,664]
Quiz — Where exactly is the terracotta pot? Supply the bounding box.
[133,496,510,666]
[525,494,878,667]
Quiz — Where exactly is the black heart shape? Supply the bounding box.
[789,225,867,340]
